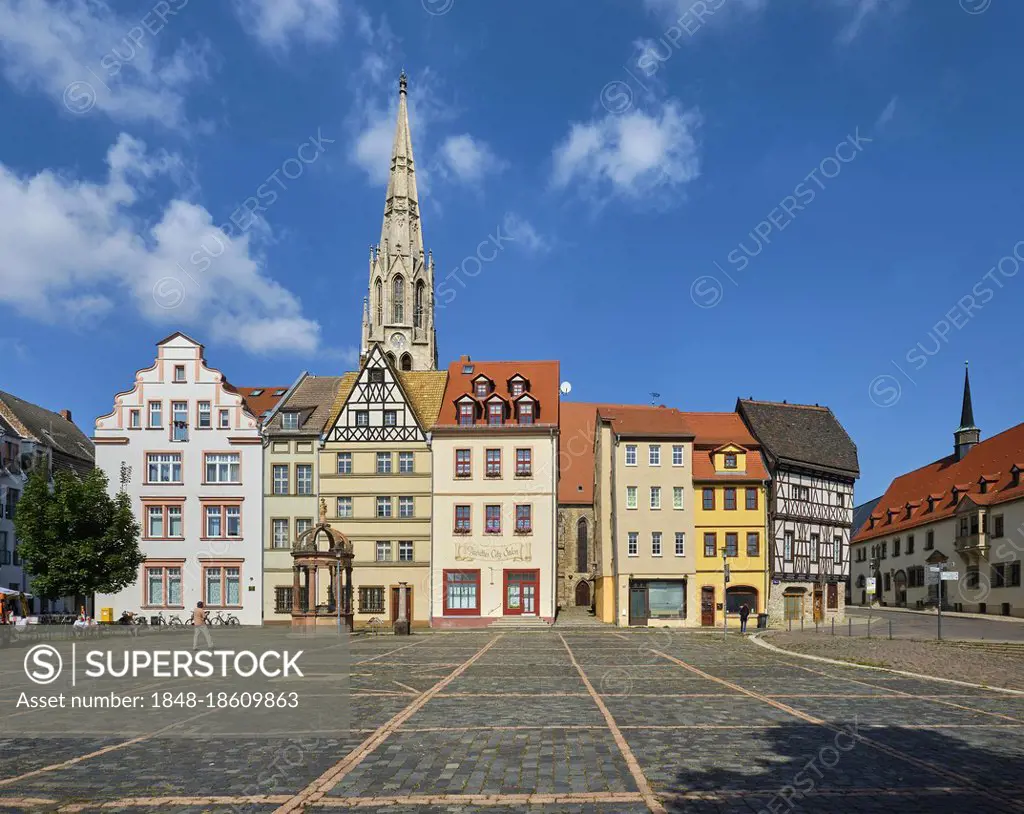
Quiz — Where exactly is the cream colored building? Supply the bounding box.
[261,373,345,624]
[319,345,445,629]
[594,406,697,626]
[430,358,559,627]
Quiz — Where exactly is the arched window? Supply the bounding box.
[374,279,383,324]
[392,276,405,323]
[386,352,397,367]
[414,280,425,328]
[576,518,588,573]
[400,353,412,371]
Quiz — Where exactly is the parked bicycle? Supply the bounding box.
[150,611,187,627]
[209,610,240,626]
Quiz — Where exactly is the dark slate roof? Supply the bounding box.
[736,399,859,478]
[265,375,347,436]
[852,496,882,537]
[0,391,94,471]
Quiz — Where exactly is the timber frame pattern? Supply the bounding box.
[771,468,855,582]
[326,345,426,444]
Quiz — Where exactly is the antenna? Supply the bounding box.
[559,382,572,395]
[650,392,661,406]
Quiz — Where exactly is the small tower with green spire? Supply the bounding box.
[954,361,980,461]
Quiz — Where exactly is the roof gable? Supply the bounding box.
[0,391,94,469]
[737,399,859,477]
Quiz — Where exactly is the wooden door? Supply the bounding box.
[784,594,803,621]
[574,580,591,607]
[813,590,823,622]
[700,586,715,626]
[504,570,540,616]
[629,584,648,626]
[390,586,412,624]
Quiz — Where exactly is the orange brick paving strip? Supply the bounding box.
[353,637,429,664]
[650,648,1024,813]
[271,634,504,814]
[558,634,666,814]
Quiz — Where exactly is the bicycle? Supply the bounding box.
[210,611,240,626]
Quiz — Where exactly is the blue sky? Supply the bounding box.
[0,0,1021,501]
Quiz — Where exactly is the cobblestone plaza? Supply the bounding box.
[2,630,1023,812]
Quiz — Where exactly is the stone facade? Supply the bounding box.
[556,504,596,610]
[766,579,846,626]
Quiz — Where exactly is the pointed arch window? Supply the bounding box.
[374,279,383,324]
[400,353,412,371]
[393,276,405,323]
[414,280,425,328]
[576,518,588,573]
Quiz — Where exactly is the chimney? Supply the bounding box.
[459,354,471,363]
[60,409,72,422]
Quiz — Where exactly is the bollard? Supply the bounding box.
[867,614,871,639]
[832,618,835,637]
[800,616,804,632]
[815,621,819,634]
[788,617,792,632]
[848,618,852,637]
[889,620,892,640]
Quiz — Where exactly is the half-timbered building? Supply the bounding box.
[319,345,446,629]
[737,399,859,624]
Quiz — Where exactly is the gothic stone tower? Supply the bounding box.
[360,71,438,372]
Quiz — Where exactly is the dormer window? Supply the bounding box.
[724,453,737,470]
[886,509,896,524]
[281,412,299,431]
[1011,466,1022,488]
[458,403,475,426]
[472,375,494,399]
[926,496,937,512]
[868,516,876,529]
[488,402,504,426]
[979,479,989,495]
[508,375,529,398]
[951,487,962,503]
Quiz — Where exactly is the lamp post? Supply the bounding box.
[722,550,730,640]
[335,551,342,635]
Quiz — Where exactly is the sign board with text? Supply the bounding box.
[865,577,876,593]
[940,571,960,581]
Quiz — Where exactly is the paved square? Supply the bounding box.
[2,629,1024,812]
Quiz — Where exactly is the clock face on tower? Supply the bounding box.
[390,333,407,350]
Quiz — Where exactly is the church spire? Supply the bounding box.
[380,69,423,259]
[361,71,437,372]
[954,361,980,461]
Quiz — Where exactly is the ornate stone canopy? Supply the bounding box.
[290,499,354,629]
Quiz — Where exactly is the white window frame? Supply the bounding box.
[627,532,638,557]
[337,497,353,519]
[652,532,662,557]
[376,497,393,518]
[337,452,352,474]
[398,496,414,519]
[625,445,637,466]
[399,452,415,474]
[198,401,211,429]
[206,453,240,484]
[272,464,289,495]
[376,541,392,562]
[218,409,230,429]
[147,453,182,484]
[649,445,661,466]
[650,486,661,510]
[281,412,299,430]
[398,541,414,562]
[626,486,637,510]
[272,519,289,549]
[672,445,684,466]
[675,532,685,557]
[296,464,313,495]
[673,487,684,510]
[376,452,392,474]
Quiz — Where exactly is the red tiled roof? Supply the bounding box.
[235,386,289,423]
[597,404,693,437]
[558,402,599,504]
[686,412,768,482]
[853,421,1024,542]
[435,360,560,428]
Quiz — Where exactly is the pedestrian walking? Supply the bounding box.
[739,603,751,634]
[192,601,212,650]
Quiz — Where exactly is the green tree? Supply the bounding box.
[13,467,143,600]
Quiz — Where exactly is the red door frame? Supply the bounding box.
[502,569,540,615]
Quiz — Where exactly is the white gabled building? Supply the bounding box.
[94,333,265,625]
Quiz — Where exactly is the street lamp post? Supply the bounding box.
[336,552,342,635]
[722,550,730,640]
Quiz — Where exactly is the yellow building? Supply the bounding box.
[319,346,446,629]
[687,413,770,628]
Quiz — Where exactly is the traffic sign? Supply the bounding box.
[929,566,942,572]
[940,571,960,581]
[865,577,876,592]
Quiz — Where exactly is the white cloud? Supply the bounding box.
[437,134,506,186]
[642,0,768,25]
[0,0,209,129]
[234,0,342,50]
[552,101,702,201]
[835,0,885,45]
[0,135,322,356]
[875,95,898,130]
[502,213,550,254]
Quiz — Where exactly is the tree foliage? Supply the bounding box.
[13,468,143,598]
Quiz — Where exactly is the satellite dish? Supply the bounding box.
[560,382,572,395]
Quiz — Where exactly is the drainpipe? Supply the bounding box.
[610,431,620,626]
[550,426,557,622]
